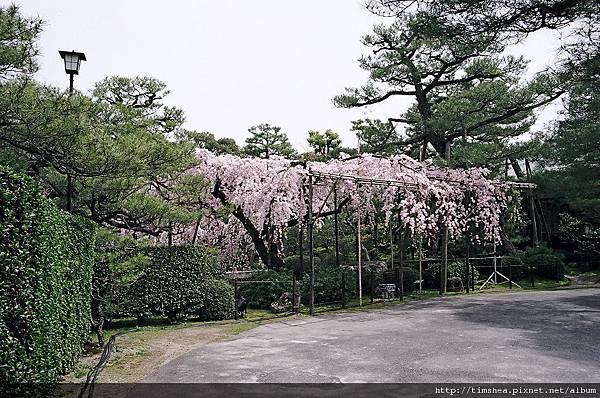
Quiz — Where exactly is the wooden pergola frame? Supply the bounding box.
[303,168,537,315]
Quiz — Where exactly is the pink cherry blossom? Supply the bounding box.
[188,150,517,266]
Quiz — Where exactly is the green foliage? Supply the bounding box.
[0,4,43,80]
[307,129,342,159]
[239,270,293,309]
[0,167,95,383]
[334,13,562,160]
[177,130,241,155]
[351,119,399,155]
[283,254,303,277]
[302,265,357,304]
[244,123,296,159]
[191,279,235,321]
[93,228,150,322]
[131,246,231,321]
[499,255,525,281]
[518,245,566,280]
[558,213,600,258]
[1,72,199,238]
[449,261,479,285]
[539,48,600,225]
[401,267,420,293]
[319,252,348,267]
[423,261,480,288]
[240,265,357,308]
[364,0,597,47]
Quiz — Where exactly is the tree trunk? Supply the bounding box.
[212,180,285,269]
[373,214,379,260]
[509,157,525,179]
[91,297,105,347]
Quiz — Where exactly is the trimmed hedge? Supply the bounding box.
[131,246,234,322]
[0,168,95,384]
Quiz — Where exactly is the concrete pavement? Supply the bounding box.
[143,289,600,383]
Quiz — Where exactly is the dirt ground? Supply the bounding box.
[59,321,258,398]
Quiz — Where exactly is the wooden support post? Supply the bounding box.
[440,227,448,294]
[66,174,73,212]
[399,226,405,301]
[298,222,304,280]
[509,263,513,290]
[308,174,315,315]
[370,267,374,304]
[341,268,347,309]
[471,250,475,291]
[418,237,423,295]
[334,186,345,308]
[395,267,400,299]
[292,275,297,313]
[390,222,394,270]
[233,279,239,320]
[357,186,362,307]
[465,237,470,294]
[493,241,497,286]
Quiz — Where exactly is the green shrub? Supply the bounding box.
[131,245,231,321]
[319,252,347,267]
[449,261,480,285]
[423,261,480,289]
[284,254,302,277]
[519,245,565,280]
[301,265,356,304]
[402,267,421,293]
[191,279,234,321]
[240,265,357,308]
[239,270,293,309]
[0,167,95,383]
[422,262,439,289]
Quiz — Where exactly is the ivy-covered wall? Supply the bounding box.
[0,167,96,384]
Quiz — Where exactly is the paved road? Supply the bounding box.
[144,289,600,383]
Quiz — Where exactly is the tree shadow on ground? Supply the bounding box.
[447,290,600,366]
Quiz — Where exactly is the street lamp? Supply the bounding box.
[58,50,86,213]
[58,50,86,93]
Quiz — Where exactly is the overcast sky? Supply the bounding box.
[8,0,563,151]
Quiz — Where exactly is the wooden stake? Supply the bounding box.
[399,224,405,301]
[358,186,362,306]
[308,175,315,315]
[441,227,448,294]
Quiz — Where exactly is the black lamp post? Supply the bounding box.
[59,50,86,93]
[58,50,86,212]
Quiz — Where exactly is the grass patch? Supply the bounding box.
[574,270,600,283]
